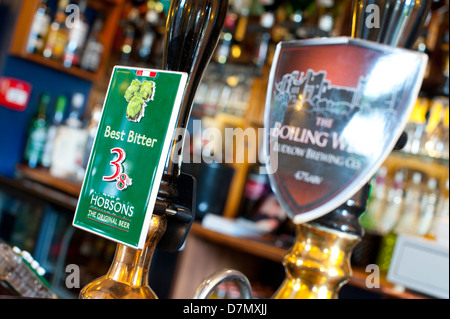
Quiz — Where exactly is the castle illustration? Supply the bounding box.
[273,69,398,120]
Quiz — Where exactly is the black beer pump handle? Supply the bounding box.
[156,0,228,252]
[163,0,229,179]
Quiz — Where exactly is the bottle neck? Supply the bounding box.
[106,214,167,287]
[37,103,48,120]
[273,222,360,299]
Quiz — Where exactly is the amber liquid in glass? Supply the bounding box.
[79,215,166,299]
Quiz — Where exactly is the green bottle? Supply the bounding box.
[24,93,51,168]
[41,95,67,168]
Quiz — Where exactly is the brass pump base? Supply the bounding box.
[79,215,167,299]
[273,222,361,299]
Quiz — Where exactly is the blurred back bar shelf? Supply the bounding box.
[0,0,448,299]
[9,0,125,82]
[3,159,445,299]
[0,164,433,299]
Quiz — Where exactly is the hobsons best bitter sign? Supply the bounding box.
[73,66,187,249]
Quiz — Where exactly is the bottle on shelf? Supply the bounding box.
[394,172,424,235]
[417,177,440,236]
[238,161,271,220]
[80,17,105,72]
[376,229,397,273]
[378,170,405,235]
[63,0,89,68]
[424,96,449,159]
[136,7,159,64]
[213,5,239,65]
[50,93,88,181]
[65,92,85,129]
[23,93,51,168]
[214,32,233,65]
[119,7,140,65]
[360,166,388,232]
[316,0,336,36]
[426,178,449,242]
[402,95,430,155]
[26,0,52,54]
[41,95,67,168]
[43,0,69,61]
[376,170,407,273]
[252,12,274,74]
[81,102,103,169]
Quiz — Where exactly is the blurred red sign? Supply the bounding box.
[0,77,32,111]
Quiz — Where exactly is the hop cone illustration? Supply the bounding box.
[124,79,155,122]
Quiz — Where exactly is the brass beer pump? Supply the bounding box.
[272,0,432,299]
[194,0,432,300]
[79,0,228,299]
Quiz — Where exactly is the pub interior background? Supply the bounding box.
[0,0,448,299]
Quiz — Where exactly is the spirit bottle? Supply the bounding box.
[50,93,87,181]
[41,95,67,168]
[43,0,69,61]
[394,172,423,235]
[426,178,449,240]
[417,177,440,235]
[359,167,388,231]
[377,172,423,273]
[80,17,104,72]
[119,7,139,65]
[26,0,51,54]
[378,170,405,234]
[23,93,50,168]
[63,0,89,68]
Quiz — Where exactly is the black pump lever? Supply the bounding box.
[154,0,229,252]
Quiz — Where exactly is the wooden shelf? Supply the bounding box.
[386,151,449,174]
[190,222,286,263]
[383,151,449,193]
[15,164,82,197]
[0,170,78,211]
[10,52,102,82]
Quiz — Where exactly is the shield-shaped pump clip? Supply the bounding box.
[264,37,428,225]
